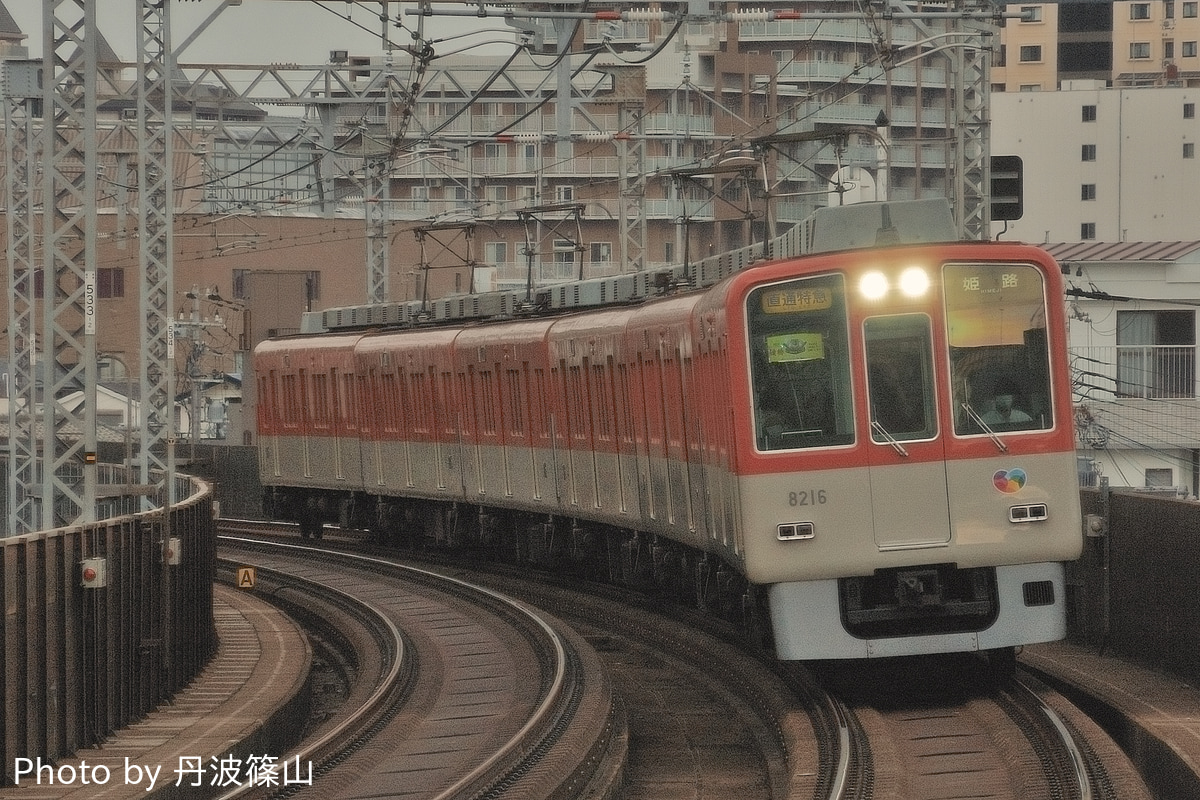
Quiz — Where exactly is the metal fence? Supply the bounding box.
[0,472,217,784]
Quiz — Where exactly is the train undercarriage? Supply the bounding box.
[264,485,1025,670]
[265,486,771,646]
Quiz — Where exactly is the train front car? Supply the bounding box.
[726,243,1083,661]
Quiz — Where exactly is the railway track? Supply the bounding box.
[216,521,1171,800]
[214,532,619,800]
[815,656,1153,800]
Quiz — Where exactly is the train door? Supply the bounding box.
[298,368,312,478]
[663,342,693,532]
[862,314,952,549]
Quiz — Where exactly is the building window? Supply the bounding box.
[1116,309,1196,398]
[1130,3,1152,19]
[1167,0,1177,19]
[1166,40,1176,59]
[590,242,613,264]
[1081,143,1097,161]
[14,269,45,299]
[1146,468,1175,487]
[97,267,124,298]
[553,239,577,277]
[1019,45,1043,62]
[1186,142,1196,158]
[1081,184,1097,201]
[1081,222,1096,240]
[484,241,508,265]
[1186,1,1199,17]
[1184,41,1198,57]
[1020,5,1042,22]
[1186,102,1196,118]
[1082,104,1097,122]
[1130,42,1151,59]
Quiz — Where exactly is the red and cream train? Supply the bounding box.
[255,200,1083,661]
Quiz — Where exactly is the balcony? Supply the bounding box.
[1073,345,1198,401]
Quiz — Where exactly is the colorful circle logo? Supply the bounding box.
[993,468,1027,494]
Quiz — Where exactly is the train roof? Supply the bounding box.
[296,198,971,338]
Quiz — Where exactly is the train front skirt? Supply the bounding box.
[767,561,1067,659]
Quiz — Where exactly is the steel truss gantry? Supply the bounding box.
[4,63,40,534]
[136,0,177,506]
[35,0,100,530]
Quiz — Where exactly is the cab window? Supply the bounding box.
[865,315,938,442]
[944,263,1053,434]
[746,274,854,451]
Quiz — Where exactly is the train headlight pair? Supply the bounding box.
[859,267,930,300]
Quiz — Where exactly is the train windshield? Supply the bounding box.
[865,315,938,442]
[944,263,1054,435]
[747,274,855,451]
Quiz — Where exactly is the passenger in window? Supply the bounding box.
[982,390,1032,425]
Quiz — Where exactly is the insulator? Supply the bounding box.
[575,132,612,143]
[512,133,544,144]
[727,9,772,22]
[623,9,671,23]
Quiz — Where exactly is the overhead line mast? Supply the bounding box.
[138,0,177,507]
[39,0,101,528]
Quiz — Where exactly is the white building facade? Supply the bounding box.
[1046,242,1200,496]
[989,82,1200,494]
[991,83,1200,243]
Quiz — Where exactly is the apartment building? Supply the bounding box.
[996,0,1200,90]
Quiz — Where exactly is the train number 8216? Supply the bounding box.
[789,489,827,507]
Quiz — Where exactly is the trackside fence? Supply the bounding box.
[0,473,217,785]
[1072,486,1200,680]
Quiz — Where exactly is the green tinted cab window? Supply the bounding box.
[747,274,854,451]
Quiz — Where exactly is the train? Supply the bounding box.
[255,199,1083,663]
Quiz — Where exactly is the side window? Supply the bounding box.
[746,274,854,451]
[864,315,938,442]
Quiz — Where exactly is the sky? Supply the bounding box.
[6,1,504,66]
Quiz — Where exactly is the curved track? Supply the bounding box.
[215,535,618,800]
[215,522,1167,800]
[815,656,1153,800]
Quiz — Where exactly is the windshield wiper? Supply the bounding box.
[870,420,909,457]
[961,403,1008,452]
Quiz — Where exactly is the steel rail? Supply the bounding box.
[213,534,569,800]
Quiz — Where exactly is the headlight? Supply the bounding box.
[859,271,889,300]
[899,267,930,297]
